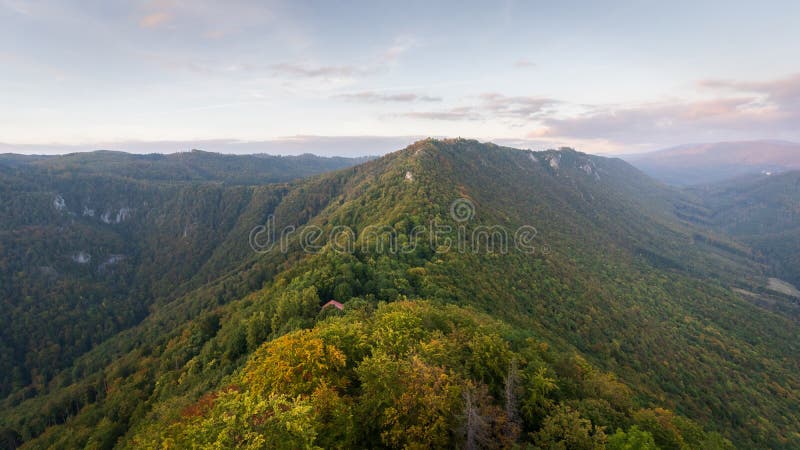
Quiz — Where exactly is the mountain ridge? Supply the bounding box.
[0,150,370,185]
[1,139,798,449]
[624,140,800,185]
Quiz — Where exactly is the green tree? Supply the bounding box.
[532,406,607,450]
[607,426,658,450]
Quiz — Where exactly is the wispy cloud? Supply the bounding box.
[205,29,226,39]
[139,11,171,28]
[1,0,33,15]
[514,59,536,69]
[698,73,800,111]
[135,1,276,38]
[382,36,419,63]
[269,62,368,78]
[478,93,557,119]
[399,93,557,122]
[270,34,419,82]
[532,74,800,148]
[402,107,480,121]
[390,74,800,152]
[336,91,441,103]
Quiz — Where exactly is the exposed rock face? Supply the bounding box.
[548,154,560,170]
[71,252,91,264]
[117,207,132,222]
[539,149,600,181]
[101,207,133,224]
[579,160,601,181]
[54,195,67,211]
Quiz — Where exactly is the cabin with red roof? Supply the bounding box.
[322,299,344,311]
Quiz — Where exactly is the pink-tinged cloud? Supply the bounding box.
[699,73,800,108]
[532,73,800,148]
[514,59,536,68]
[205,29,226,39]
[535,99,770,141]
[382,36,418,63]
[139,11,171,28]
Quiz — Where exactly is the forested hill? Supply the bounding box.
[687,170,800,291]
[1,139,798,449]
[0,151,366,406]
[0,149,370,185]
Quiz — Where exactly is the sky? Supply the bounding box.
[2,0,800,156]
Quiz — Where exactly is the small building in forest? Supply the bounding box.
[322,299,344,311]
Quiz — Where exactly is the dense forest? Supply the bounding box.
[0,140,798,449]
[686,171,800,289]
[0,149,370,185]
[0,151,365,402]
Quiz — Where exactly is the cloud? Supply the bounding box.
[526,73,800,150]
[359,73,800,153]
[698,73,800,109]
[382,36,418,63]
[514,59,536,69]
[269,62,371,79]
[270,35,419,82]
[267,34,419,84]
[1,0,33,15]
[139,11,171,28]
[135,1,278,39]
[205,29,227,39]
[336,91,441,103]
[399,93,557,122]
[533,97,782,148]
[402,107,480,121]
[478,93,557,118]
[146,54,348,79]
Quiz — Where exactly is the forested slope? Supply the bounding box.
[1,140,798,449]
[687,171,800,290]
[0,152,364,402]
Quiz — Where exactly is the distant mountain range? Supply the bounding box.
[624,140,800,185]
[0,149,371,185]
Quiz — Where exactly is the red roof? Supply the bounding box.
[322,300,344,310]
